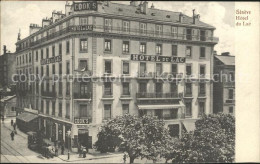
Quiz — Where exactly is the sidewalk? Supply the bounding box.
[57,152,124,162]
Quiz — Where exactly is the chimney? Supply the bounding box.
[65,3,72,16]
[179,13,183,23]
[151,3,154,9]
[221,52,230,56]
[3,45,7,54]
[29,24,41,35]
[42,18,51,28]
[130,1,138,6]
[143,1,148,14]
[192,9,200,24]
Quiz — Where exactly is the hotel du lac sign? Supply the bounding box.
[131,54,186,63]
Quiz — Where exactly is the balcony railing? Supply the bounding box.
[74,93,92,99]
[17,25,218,52]
[41,91,57,98]
[136,92,179,99]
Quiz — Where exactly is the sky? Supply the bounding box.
[0,1,235,55]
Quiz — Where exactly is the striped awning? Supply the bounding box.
[137,103,184,110]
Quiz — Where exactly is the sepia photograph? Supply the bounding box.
[0,1,259,163]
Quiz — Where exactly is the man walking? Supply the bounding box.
[13,122,16,130]
[10,131,14,141]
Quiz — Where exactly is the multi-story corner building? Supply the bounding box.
[15,1,218,152]
[0,46,16,88]
[213,52,235,115]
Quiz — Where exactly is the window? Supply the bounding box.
[80,17,88,25]
[41,49,43,59]
[52,101,55,116]
[79,60,88,71]
[185,83,192,95]
[172,45,177,56]
[140,42,146,54]
[66,41,70,53]
[52,64,55,75]
[140,62,146,76]
[104,104,111,120]
[41,66,44,77]
[200,30,206,41]
[59,63,62,75]
[123,21,130,32]
[66,61,70,74]
[228,89,234,99]
[104,60,112,74]
[80,39,88,52]
[20,56,21,65]
[230,72,235,81]
[52,46,55,57]
[59,43,62,55]
[172,64,178,75]
[46,65,49,76]
[66,103,70,119]
[200,65,206,76]
[36,98,39,111]
[122,82,130,95]
[36,82,39,94]
[58,102,62,117]
[155,109,163,119]
[122,41,129,53]
[23,55,25,64]
[186,28,192,40]
[46,100,49,115]
[199,102,205,116]
[46,81,50,92]
[41,82,44,93]
[79,104,89,117]
[29,53,31,63]
[46,48,49,58]
[140,23,147,34]
[171,26,178,36]
[104,18,112,32]
[66,82,70,95]
[36,51,38,61]
[186,64,192,76]
[80,83,89,96]
[122,104,129,115]
[36,67,39,75]
[156,44,162,55]
[139,83,147,93]
[122,61,129,75]
[41,100,44,113]
[59,81,62,95]
[229,106,234,113]
[200,47,206,58]
[170,82,178,93]
[104,82,112,96]
[52,83,55,93]
[104,39,111,52]
[186,46,192,57]
[199,83,206,95]
[156,63,162,75]
[155,25,163,35]
[26,54,28,63]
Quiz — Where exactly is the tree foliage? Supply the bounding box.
[94,114,172,163]
[170,113,235,163]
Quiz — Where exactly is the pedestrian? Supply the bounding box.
[61,144,64,155]
[13,122,16,130]
[123,153,127,163]
[10,131,14,141]
[82,146,87,158]
[11,119,13,126]
[55,145,59,156]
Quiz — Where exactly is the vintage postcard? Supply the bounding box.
[0,1,259,163]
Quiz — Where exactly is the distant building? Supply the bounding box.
[213,52,235,115]
[0,95,16,118]
[0,45,16,88]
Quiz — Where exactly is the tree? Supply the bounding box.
[94,114,172,163]
[170,113,235,163]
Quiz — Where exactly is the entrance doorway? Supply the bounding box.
[78,129,89,148]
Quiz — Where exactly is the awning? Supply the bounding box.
[16,112,38,122]
[137,103,184,110]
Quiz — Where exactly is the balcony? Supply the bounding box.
[74,93,92,99]
[136,92,179,99]
[41,91,56,98]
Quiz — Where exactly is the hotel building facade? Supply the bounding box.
[15,1,218,152]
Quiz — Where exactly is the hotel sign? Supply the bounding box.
[74,118,89,124]
[74,1,97,11]
[71,25,94,31]
[41,55,62,65]
[131,54,186,63]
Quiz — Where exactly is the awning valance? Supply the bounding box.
[16,112,38,122]
[137,103,184,110]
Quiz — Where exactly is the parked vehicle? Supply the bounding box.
[27,131,38,151]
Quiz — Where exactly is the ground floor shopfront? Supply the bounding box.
[38,116,99,153]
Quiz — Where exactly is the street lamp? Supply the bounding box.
[66,129,71,160]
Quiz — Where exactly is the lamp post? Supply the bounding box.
[66,129,71,160]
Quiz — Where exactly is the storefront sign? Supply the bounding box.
[74,118,89,124]
[77,125,88,129]
[74,2,97,11]
[41,55,62,65]
[131,54,186,63]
